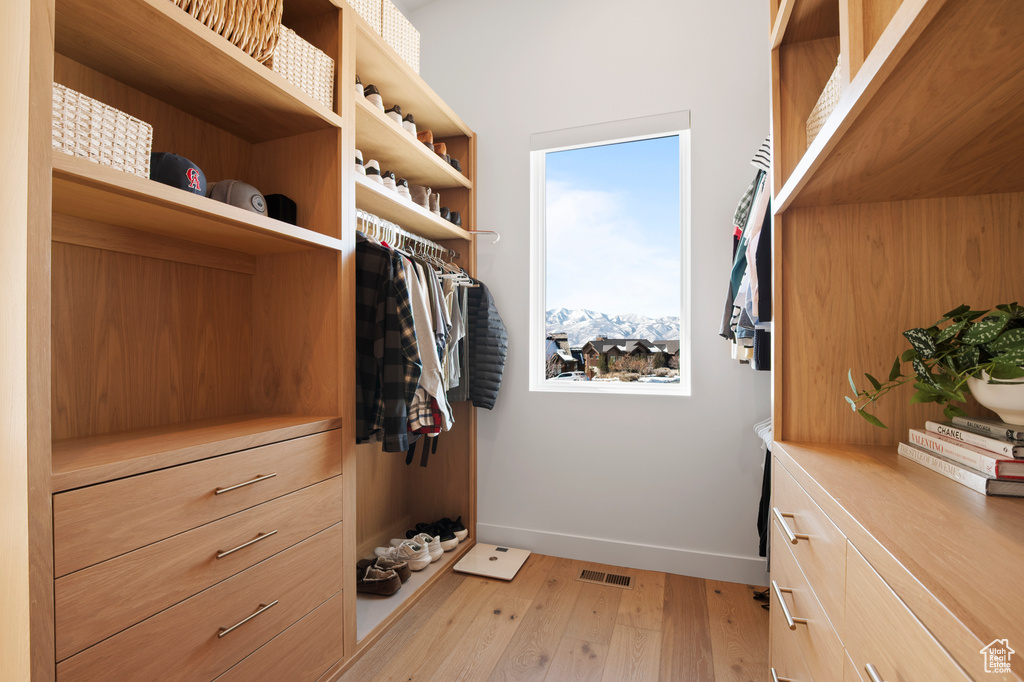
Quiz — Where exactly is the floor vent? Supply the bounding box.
[576,569,633,589]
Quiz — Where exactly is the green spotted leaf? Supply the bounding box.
[956,345,981,372]
[913,357,934,384]
[988,328,1024,351]
[962,316,1008,345]
[993,345,1024,366]
[888,357,901,382]
[904,328,936,358]
[937,319,967,343]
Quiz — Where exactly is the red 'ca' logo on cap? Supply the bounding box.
[186,168,201,191]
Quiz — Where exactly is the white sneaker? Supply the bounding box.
[392,533,441,562]
[375,540,430,571]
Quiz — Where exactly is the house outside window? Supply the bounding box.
[529,112,691,395]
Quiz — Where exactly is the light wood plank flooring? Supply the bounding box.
[339,555,768,681]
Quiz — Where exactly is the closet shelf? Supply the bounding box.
[52,414,344,492]
[771,0,839,48]
[355,97,473,191]
[52,152,344,255]
[355,174,471,241]
[354,11,472,139]
[775,0,1024,211]
[54,0,342,143]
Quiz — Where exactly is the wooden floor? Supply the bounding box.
[338,555,769,681]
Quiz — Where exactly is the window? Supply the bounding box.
[529,112,691,395]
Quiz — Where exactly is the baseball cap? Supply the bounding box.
[150,153,206,195]
[208,180,267,215]
[265,194,297,225]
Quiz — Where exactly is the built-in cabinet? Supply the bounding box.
[3,0,477,678]
[769,0,1024,680]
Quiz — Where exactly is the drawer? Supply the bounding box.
[770,590,813,682]
[771,519,844,682]
[215,592,343,682]
[55,476,342,661]
[54,428,342,576]
[773,458,847,636]
[57,523,344,682]
[844,544,971,682]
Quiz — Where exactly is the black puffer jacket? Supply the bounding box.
[466,281,508,410]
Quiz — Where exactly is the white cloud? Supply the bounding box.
[545,180,680,318]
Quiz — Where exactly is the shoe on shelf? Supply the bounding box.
[356,564,402,595]
[415,522,457,552]
[358,556,411,583]
[355,75,364,101]
[418,129,433,147]
[363,84,384,111]
[396,178,412,201]
[355,149,365,175]
[448,211,462,228]
[429,192,441,215]
[437,516,469,543]
[385,104,403,126]
[381,170,397,191]
[433,142,447,157]
[365,160,382,184]
[449,158,462,173]
[439,207,450,221]
[410,184,431,209]
[403,113,417,136]
[375,539,431,570]
[397,532,442,562]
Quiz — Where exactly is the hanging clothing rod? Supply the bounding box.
[464,229,501,244]
[356,209,461,260]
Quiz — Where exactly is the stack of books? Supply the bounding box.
[897,416,1024,497]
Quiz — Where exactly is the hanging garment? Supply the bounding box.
[407,260,455,432]
[466,281,508,410]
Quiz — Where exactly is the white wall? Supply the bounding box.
[410,0,772,583]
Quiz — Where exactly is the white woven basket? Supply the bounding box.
[52,83,154,179]
[806,56,841,147]
[382,0,420,74]
[268,26,335,110]
[349,0,382,33]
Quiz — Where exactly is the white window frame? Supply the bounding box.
[528,111,692,396]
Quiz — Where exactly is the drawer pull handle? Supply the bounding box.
[864,664,886,682]
[771,580,807,631]
[771,668,795,682]
[773,508,809,544]
[215,473,277,495]
[216,530,278,559]
[218,600,278,638]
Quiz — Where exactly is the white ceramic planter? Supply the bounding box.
[967,372,1024,425]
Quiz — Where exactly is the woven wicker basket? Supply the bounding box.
[350,0,382,33]
[172,0,283,63]
[382,0,420,74]
[806,56,842,147]
[52,83,154,179]
[268,26,335,110]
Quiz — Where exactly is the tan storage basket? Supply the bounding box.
[52,83,154,179]
[350,0,382,33]
[172,0,283,64]
[268,26,335,110]
[806,56,841,147]
[382,0,420,74]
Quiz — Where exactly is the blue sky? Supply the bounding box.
[545,135,681,319]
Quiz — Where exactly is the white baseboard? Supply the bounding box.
[477,523,769,585]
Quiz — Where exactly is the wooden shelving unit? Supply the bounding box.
[354,174,469,241]
[770,1,1024,680]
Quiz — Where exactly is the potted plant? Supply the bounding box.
[846,303,1024,428]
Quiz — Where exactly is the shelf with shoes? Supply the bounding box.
[355,96,473,190]
[773,0,1024,210]
[53,152,345,255]
[354,173,469,241]
[55,0,343,143]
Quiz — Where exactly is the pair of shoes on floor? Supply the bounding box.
[391,532,442,562]
[438,208,462,228]
[406,516,468,552]
[374,537,432,571]
[356,556,411,596]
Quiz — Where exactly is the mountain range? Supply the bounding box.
[546,308,680,347]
